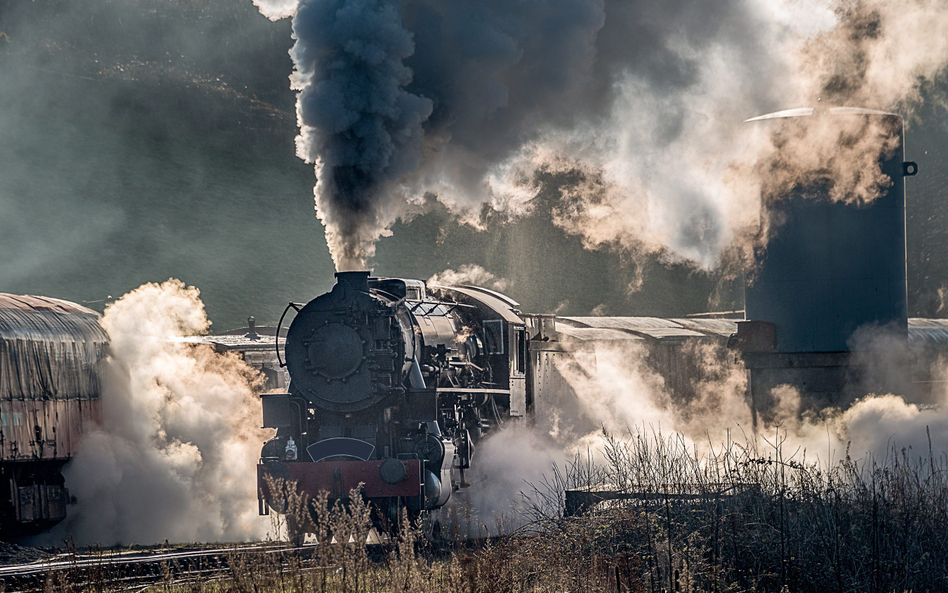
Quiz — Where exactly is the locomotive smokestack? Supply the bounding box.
[334,270,371,293]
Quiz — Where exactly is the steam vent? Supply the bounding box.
[740,107,914,412]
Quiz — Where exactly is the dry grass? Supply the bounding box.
[517,428,948,592]
[12,429,948,592]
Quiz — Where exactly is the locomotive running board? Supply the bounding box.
[434,387,510,394]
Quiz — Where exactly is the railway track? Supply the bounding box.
[0,530,493,590]
[0,542,340,591]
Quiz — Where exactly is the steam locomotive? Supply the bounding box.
[255,271,529,531]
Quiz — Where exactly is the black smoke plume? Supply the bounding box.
[256,0,948,271]
[290,0,432,270]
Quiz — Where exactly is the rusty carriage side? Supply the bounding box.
[0,294,108,534]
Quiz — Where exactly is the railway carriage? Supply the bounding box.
[0,294,108,535]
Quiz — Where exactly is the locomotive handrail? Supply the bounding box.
[434,387,510,394]
[406,299,474,315]
[275,302,304,368]
[443,302,475,314]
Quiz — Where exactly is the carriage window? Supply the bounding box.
[515,328,526,374]
[483,320,504,355]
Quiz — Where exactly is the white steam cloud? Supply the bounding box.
[555,340,948,464]
[427,264,509,291]
[454,427,569,536]
[256,0,948,272]
[48,280,270,545]
[467,338,948,526]
[253,0,298,20]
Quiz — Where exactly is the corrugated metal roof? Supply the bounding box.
[0,293,96,315]
[560,317,705,340]
[562,316,679,329]
[203,334,281,352]
[555,316,948,349]
[0,295,106,343]
[908,318,948,349]
[745,107,815,121]
[556,326,644,342]
[907,319,948,328]
[745,106,897,122]
[0,294,107,400]
[670,318,739,338]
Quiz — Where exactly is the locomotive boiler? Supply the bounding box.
[256,271,528,530]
